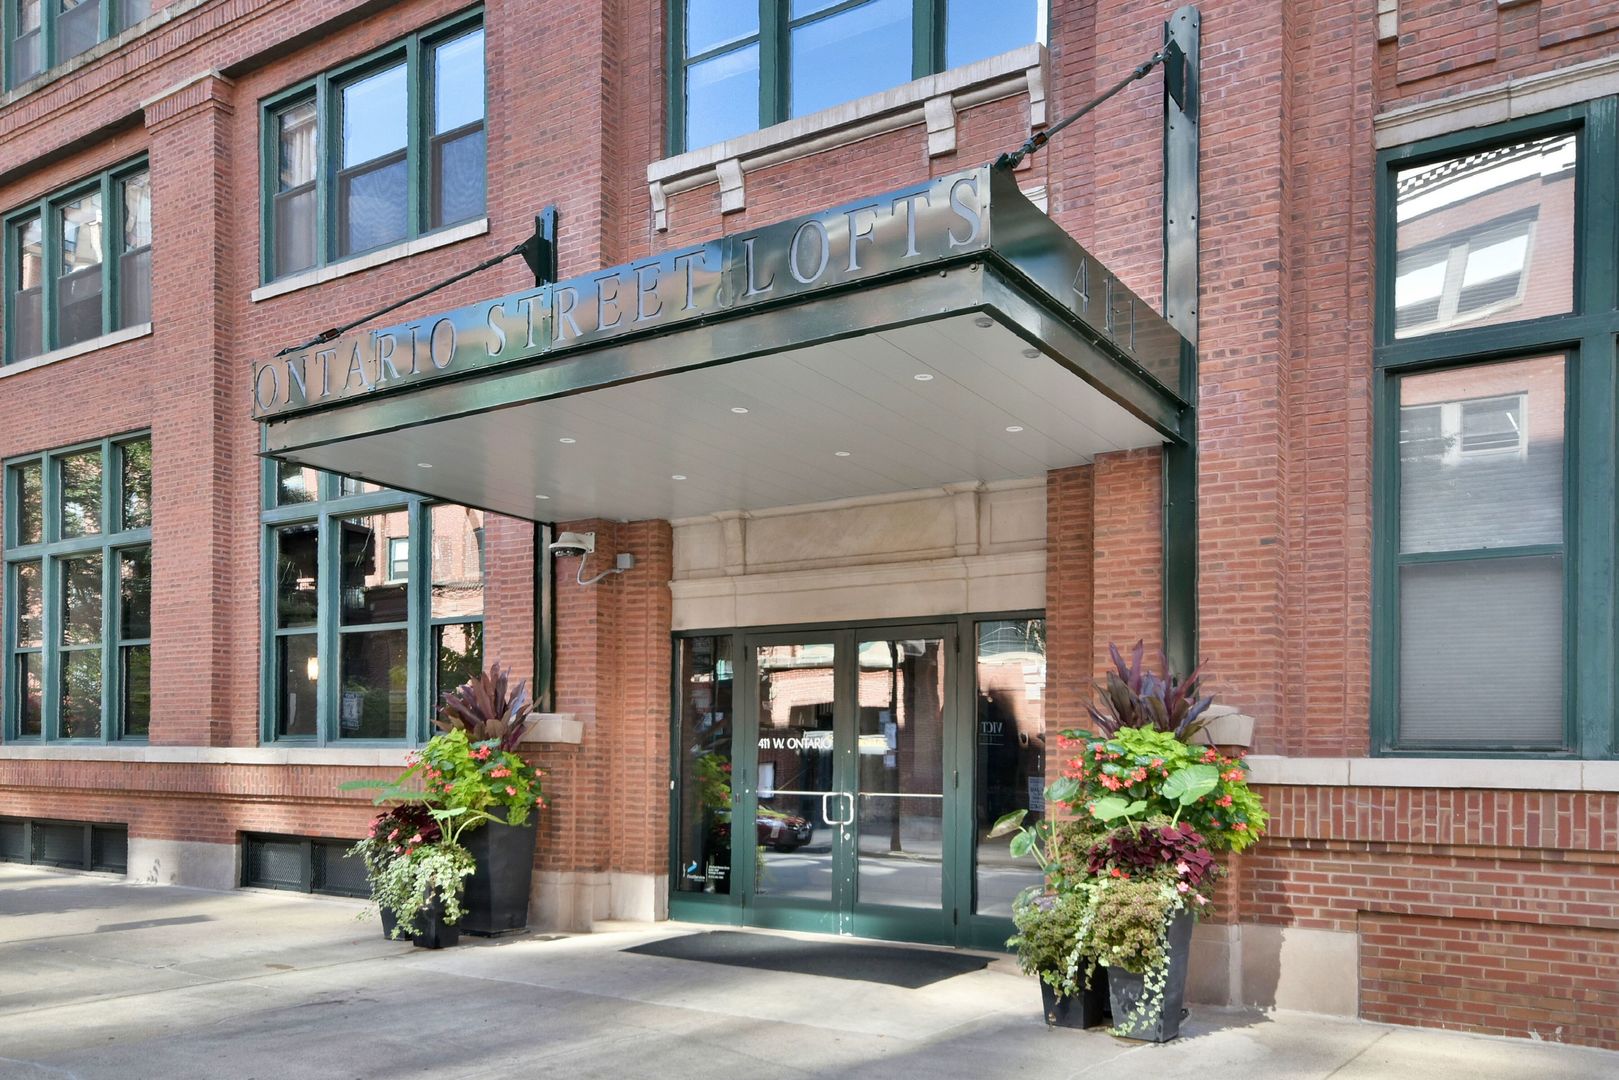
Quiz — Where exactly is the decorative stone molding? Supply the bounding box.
[249,218,489,302]
[140,68,234,130]
[1374,52,1619,148]
[1192,705,1255,748]
[647,44,1050,230]
[1245,755,1619,792]
[0,745,411,766]
[1377,0,1398,44]
[522,713,583,745]
[0,323,150,381]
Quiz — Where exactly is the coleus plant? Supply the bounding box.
[1086,639,1214,741]
[435,663,532,750]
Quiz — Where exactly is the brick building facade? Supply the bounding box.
[1,0,1616,1052]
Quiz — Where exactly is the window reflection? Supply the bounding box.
[1394,134,1575,338]
[676,636,734,893]
[973,619,1045,916]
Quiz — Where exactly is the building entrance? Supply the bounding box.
[671,616,1048,948]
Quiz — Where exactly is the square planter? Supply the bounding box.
[459,811,539,937]
[412,894,461,950]
[379,907,415,942]
[1106,910,1195,1041]
[1041,976,1111,1029]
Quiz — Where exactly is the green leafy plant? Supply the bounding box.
[1087,640,1213,741]
[1052,726,1267,853]
[1008,886,1101,998]
[369,841,476,938]
[341,665,548,934]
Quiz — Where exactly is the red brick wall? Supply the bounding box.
[0,0,1617,1051]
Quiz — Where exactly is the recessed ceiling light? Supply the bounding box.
[834,451,851,457]
[731,406,750,414]
[535,494,550,500]
[913,373,934,382]
[1022,347,1040,359]
[1005,425,1024,433]
[671,474,687,480]
[973,316,994,328]
[416,462,433,468]
[558,437,576,444]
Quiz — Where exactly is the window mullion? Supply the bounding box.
[41,198,58,354]
[405,34,424,241]
[410,500,429,742]
[761,0,782,128]
[40,1,55,76]
[99,526,115,743]
[317,511,337,745]
[913,0,935,81]
[101,174,117,337]
[317,77,334,270]
[40,554,60,740]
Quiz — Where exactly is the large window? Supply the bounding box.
[3,435,152,741]
[261,12,485,281]
[262,466,484,744]
[668,0,1042,153]
[1376,103,1619,757]
[4,0,151,89]
[4,160,150,364]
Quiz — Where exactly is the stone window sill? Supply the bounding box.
[1246,755,1619,792]
[250,217,489,303]
[0,744,411,767]
[0,323,152,380]
[0,1,207,108]
[646,43,1049,231]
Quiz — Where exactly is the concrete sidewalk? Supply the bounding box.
[0,864,1613,1080]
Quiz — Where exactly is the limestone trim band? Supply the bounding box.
[1247,755,1619,792]
[0,745,412,767]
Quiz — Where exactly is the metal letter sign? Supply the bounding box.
[252,166,1188,419]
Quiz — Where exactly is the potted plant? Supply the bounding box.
[1001,641,1268,1041]
[343,664,546,943]
[425,666,546,935]
[992,815,1111,1028]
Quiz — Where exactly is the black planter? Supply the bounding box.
[1040,976,1111,1029]
[460,811,539,937]
[412,894,461,950]
[1106,910,1195,1041]
[379,907,415,942]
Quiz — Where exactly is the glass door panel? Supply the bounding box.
[854,637,946,911]
[752,641,839,904]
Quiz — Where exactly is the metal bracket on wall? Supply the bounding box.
[1161,5,1200,677]
[521,205,559,288]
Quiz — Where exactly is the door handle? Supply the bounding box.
[820,792,838,826]
[836,791,856,825]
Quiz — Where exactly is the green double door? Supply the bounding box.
[732,626,963,942]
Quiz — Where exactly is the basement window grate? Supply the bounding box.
[241,833,368,897]
[0,817,128,872]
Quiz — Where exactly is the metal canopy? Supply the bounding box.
[257,164,1193,524]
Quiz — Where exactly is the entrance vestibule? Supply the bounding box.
[672,615,1047,948]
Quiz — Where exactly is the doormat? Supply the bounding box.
[623,931,990,988]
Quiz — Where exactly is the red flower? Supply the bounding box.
[506,785,518,796]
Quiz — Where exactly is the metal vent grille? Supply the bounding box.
[0,819,25,862]
[32,823,86,868]
[312,840,368,898]
[91,825,128,873]
[245,836,305,891]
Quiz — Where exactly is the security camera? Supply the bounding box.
[548,531,595,558]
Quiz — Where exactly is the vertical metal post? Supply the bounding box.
[1162,6,1200,676]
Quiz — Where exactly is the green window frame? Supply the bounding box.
[258,466,486,746]
[3,158,151,365]
[3,433,152,742]
[3,0,153,91]
[258,8,486,283]
[665,0,1044,155]
[1373,98,1619,759]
